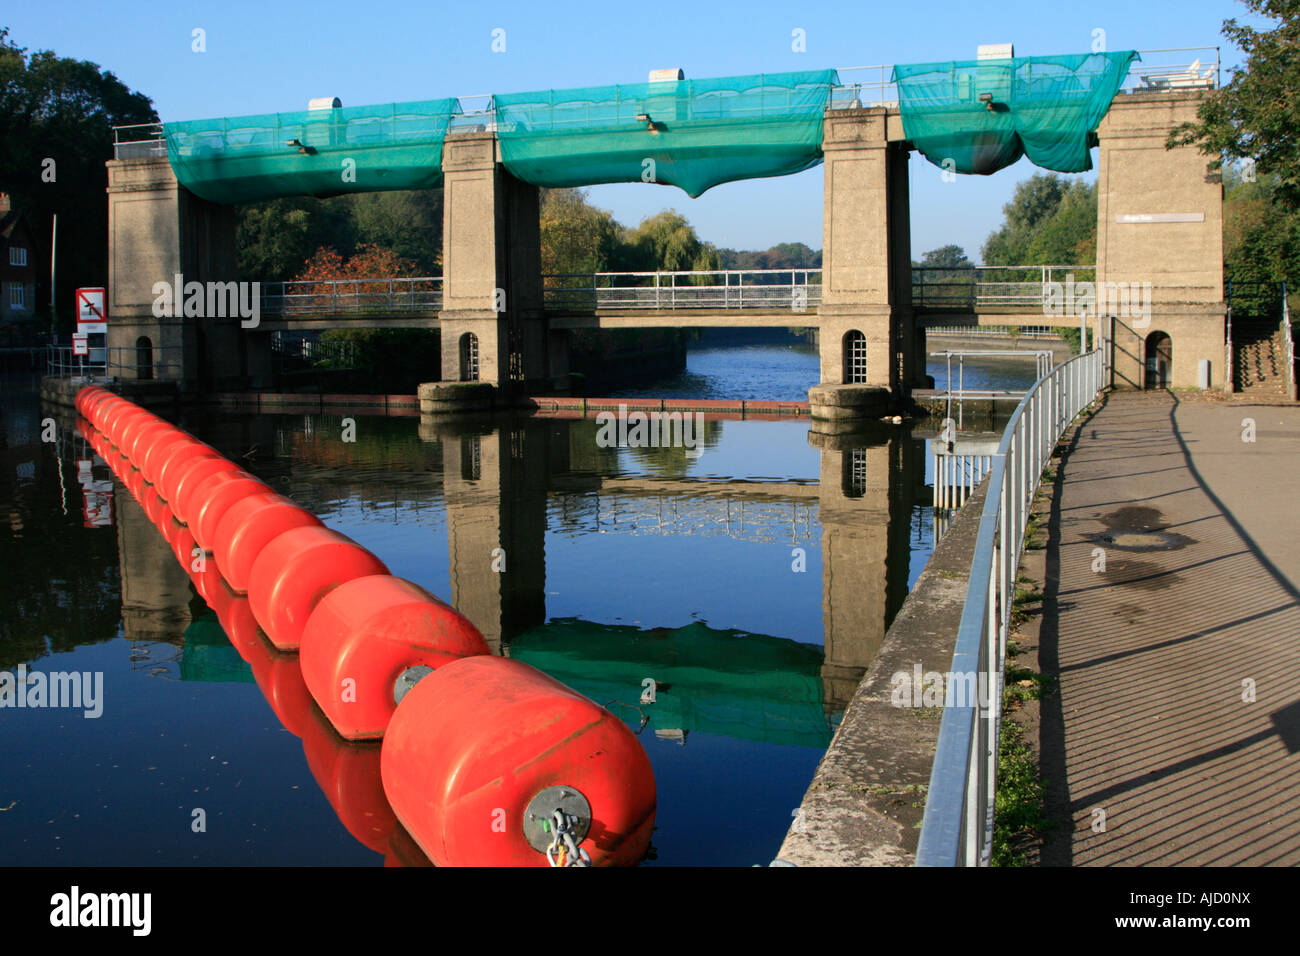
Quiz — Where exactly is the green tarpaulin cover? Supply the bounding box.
[164,98,461,204]
[891,51,1138,175]
[492,70,838,197]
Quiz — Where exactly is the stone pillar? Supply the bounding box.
[1095,91,1226,390]
[106,157,266,391]
[437,132,546,396]
[812,107,912,422]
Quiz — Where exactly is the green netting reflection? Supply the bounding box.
[493,70,838,198]
[164,98,462,204]
[891,52,1138,175]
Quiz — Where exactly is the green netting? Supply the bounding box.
[493,70,838,198]
[164,98,461,204]
[891,51,1138,175]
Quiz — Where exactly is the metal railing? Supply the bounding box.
[259,277,442,316]
[915,346,1105,866]
[1283,282,1296,402]
[46,344,185,381]
[113,123,166,159]
[925,325,1064,339]
[543,269,822,312]
[829,48,1219,110]
[913,265,1096,310]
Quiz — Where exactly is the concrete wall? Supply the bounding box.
[1096,92,1226,390]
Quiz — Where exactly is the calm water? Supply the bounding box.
[0,344,1017,866]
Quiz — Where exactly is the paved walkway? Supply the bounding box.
[1039,390,1300,865]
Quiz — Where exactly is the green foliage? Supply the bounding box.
[626,209,721,273]
[1167,0,1300,209]
[317,328,441,392]
[918,245,971,268]
[718,241,822,271]
[982,173,1096,266]
[539,187,622,275]
[236,189,442,279]
[0,27,157,331]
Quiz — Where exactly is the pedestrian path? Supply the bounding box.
[1040,391,1300,865]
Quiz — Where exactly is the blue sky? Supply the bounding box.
[7,0,1259,262]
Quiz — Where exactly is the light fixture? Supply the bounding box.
[285,138,317,154]
[977,93,996,112]
[635,112,658,133]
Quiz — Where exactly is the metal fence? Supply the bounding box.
[45,344,185,381]
[259,277,442,316]
[829,48,1219,110]
[1283,282,1296,402]
[543,269,822,312]
[913,265,1096,310]
[915,346,1105,866]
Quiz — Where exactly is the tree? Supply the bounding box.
[0,28,156,332]
[626,210,720,273]
[236,196,354,279]
[982,174,1096,266]
[539,187,621,277]
[919,245,971,268]
[1167,0,1300,209]
[347,190,442,274]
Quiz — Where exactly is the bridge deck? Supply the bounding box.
[1033,391,1300,864]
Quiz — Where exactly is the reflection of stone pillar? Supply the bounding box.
[115,482,193,645]
[813,427,918,713]
[440,420,548,653]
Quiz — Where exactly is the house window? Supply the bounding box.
[9,247,26,267]
[9,283,25,310]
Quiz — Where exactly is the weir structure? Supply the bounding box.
[98,48,1229,420]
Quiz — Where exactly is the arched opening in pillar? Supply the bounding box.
[135,336,153,380]
[1144,331,1172,389]
[843,330,867,384]
[459,332,479,382]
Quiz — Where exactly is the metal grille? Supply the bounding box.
[845,331,867,384]
[460,333,479,382]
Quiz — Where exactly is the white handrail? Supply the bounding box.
[916,347,1105,866]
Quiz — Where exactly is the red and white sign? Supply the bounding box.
[76,287,107,334]
[72,333,89,356]
[78,459,114,528]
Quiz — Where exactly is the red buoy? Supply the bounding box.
[168,454,237,523]
[247,526,388,651]
[212,494,322,594]
[191,474,274,552]
[299,575,489,739]
[380,655,656,867]
[140,429,190,484]
[183,469,264,546]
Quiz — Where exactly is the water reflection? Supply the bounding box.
[1,395,933,865]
